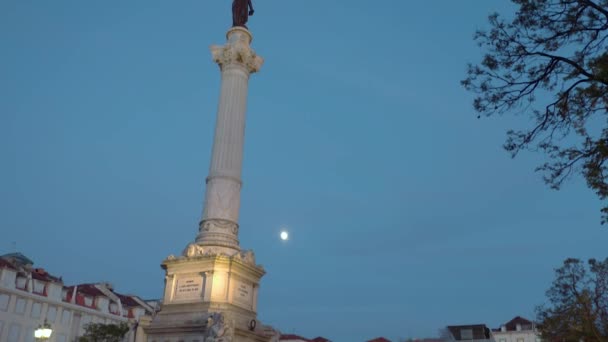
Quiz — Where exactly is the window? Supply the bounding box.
[24,326,35,342]
[33,280,45,294]
[47,284,61,300]
[46,305,57,322]
[461,329,473,340]
[0,320,4,336]
[84,296,93,307]
[56,334,67,342]
[16,277,27,289]
[61,309,71,325]
[8,323,21,342]
[31,302,41,318]
[0,294,9,311]
[15,297,26,314]
[517,338,524,342]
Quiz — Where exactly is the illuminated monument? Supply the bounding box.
[138,2,279,341]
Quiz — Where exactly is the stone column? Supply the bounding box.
[195,27,263,254]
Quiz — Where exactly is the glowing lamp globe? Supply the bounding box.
[34,320,52,340]
[280,231,289,241]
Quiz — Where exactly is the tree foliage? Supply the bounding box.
[536,258,608,341]
[462,0,608,223]
[78,322,130,342]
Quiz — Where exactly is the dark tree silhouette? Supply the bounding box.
[463,0,608,223]
[78,323,130,342]
[536,258,608,342]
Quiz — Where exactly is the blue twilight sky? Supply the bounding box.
[1,1,607,341]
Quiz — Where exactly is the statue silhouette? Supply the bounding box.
[232,0,254,28]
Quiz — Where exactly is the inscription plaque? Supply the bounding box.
[233,280,253,307]
[174,276,203,301]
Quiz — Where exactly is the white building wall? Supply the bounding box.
[0,287,129,342]
[492,330,540,342]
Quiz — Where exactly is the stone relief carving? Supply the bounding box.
[204,312,233,342]
[199,219,239,245]
[211,36,263,73]
[180,244,264,269]
[183,244,223,258]
[233,250,256,266]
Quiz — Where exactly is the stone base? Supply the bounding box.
[137,246,279,342]
[138,310,278,342]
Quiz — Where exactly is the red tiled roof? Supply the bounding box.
[447,325,491,340]
[0,258,16,270]
[114,292,140,307]
[0,256,61,283]
[1,253,33,266]
[503,316,535,331]
[63,284,102,308]
[311,337,331,342]
[280,334,310,341]
[31,268,62,283]
[65,284,106,297]
[367,338,391,342]
[63,283,148,317]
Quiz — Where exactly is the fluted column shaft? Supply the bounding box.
[195,27,263,254]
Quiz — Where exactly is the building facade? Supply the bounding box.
[443,317,541,342]
[0,253,154,342]
[445,324,495,342]
[279,334,331,342]
[492,317,540,342]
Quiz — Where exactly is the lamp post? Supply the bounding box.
[34,320,52,341]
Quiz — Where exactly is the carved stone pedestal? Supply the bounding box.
[139,246,278,342]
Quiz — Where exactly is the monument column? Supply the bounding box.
[195,27,263,253]
[141,5,280,341]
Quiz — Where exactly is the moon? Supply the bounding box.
[280,231,289,241]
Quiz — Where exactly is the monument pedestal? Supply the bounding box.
[137,26,278,342]
[140,246,277,342]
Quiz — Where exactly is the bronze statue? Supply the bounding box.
[232,0,254,28]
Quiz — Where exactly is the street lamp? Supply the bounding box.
[34,320,52,341]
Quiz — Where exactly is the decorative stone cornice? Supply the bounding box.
[168,244,265,272]
[232,250,257,267]
[211,27,264,73]
[182,243,226,258]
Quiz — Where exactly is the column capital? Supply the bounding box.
[211,27,264,74]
